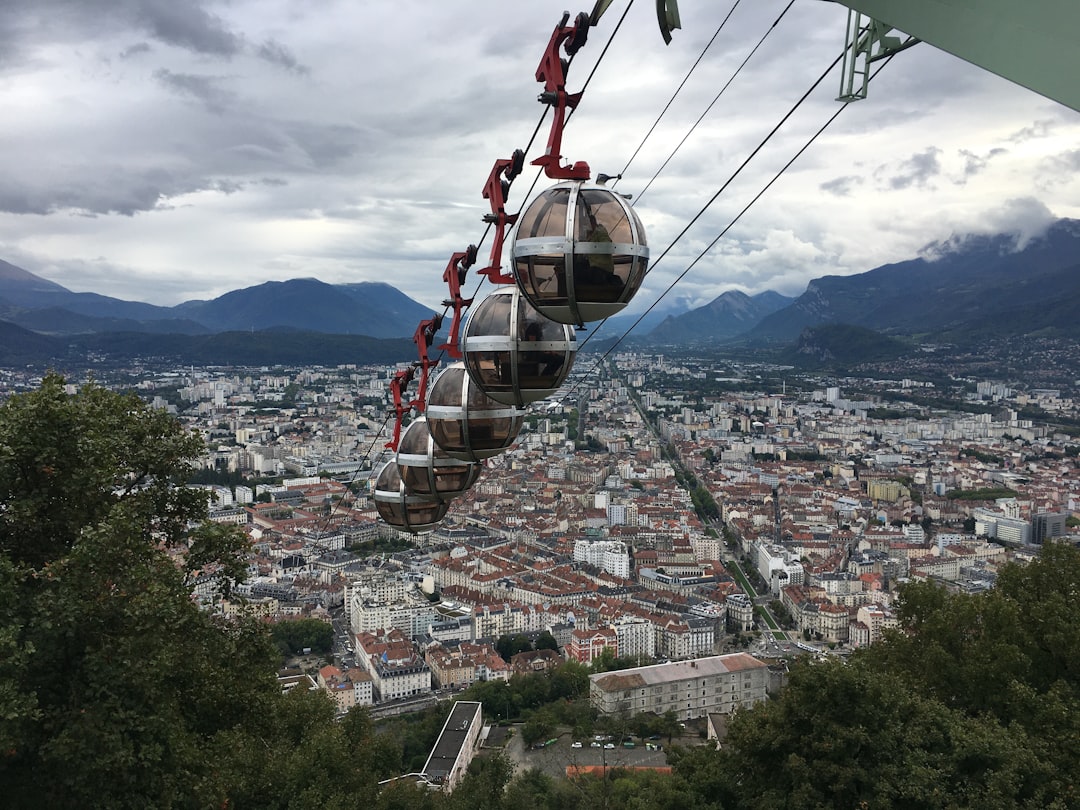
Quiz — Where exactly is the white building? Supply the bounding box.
[573,539,631,579]
[356,629,432,702]
[756,543,805,595]
[609,617,656,660]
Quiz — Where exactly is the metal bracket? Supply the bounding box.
[838,9,919,101]
[413,314,442,405]
[385,367,415,451]
[385,314,443,451]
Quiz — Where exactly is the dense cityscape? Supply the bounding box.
[4,338,1077,796]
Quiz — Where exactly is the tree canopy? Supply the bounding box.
[271,617,335,656]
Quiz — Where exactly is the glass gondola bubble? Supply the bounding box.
[372,460,448,534]
[425,362,524,462]
[460,285,576,408]
[396,415,481,502]
[512,180,648,326]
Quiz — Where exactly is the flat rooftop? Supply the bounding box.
[423,701,482,785]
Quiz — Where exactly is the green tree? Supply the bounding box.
[0,499,288,807]
[270,617,335,656]
[549,660,591,700]
[0,376,377,808]
[703,658,1044,809]
[0,374,210,569]
[495,633,534,662]
[697,545,1080,809]
[447,752,514,810]
[534,630,559,652]
[520,715,555,747]
[500,767,564,810]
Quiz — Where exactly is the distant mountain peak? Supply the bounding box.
[752,216,1080,343]
[0,259,436,339]
[646,288,793,344]
[0,260,69,292]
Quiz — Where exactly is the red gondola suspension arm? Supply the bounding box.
[532,11,592,181]
[437,249,477,359]
[476,150,525,286]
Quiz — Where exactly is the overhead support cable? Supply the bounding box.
[613,0,742,185]
[565,52,897,401]
[313,411,392,544]
[635,0,796,204]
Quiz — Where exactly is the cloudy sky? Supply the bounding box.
[1,0,1077,320]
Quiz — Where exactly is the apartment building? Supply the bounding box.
[590,653,768,721]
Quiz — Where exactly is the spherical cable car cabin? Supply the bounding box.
[372,460,449,534]
[512,180,649,326]
[425,362,524,462]
[395,415,481,502]
[460,286,577,407]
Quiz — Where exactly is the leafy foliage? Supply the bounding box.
[270,617,335,656]
[946,487,1019,500]
[671,543,1080,809]
[0,374,208,568]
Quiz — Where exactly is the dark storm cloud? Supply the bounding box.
[884,147,942,190]
[256,39,308,75]
[120,41,152,58]
[0,166,228,216]
[1034,149,1080,190]
[133,0,240,55]
[279,122,367,169]
[1008,119,1055,143]
[819,176,860,197]
[154,69,234,113]
[955,147,1006,184]
[1044,149,1080,172]
[958,149,986,179]
[0,4,35,67]
[0,0,241,57]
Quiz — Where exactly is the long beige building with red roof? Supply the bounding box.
[589,652,768,721]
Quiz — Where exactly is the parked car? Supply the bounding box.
[571,741,582,748]
[604,743,615,749]
[590,741,602,748]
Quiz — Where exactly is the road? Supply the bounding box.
[724,555,787,641]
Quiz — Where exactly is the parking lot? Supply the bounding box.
[502,729,677,779]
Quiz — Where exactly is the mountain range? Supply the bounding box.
[3,217,1079,367]
[0,261,435,339]
[645,290,794,344]
[636,218,1080,349]
[748,218,1080,342]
